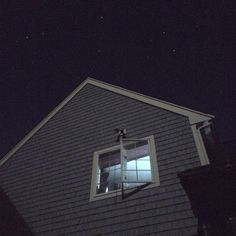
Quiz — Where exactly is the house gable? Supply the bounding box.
[0,82,210,235]
[0,77,213,167]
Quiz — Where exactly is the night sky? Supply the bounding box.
[1,1,236,158]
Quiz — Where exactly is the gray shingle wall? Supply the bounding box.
[0,84,200,235]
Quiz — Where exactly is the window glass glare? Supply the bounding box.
[107,170,121,191]
[137,159,151,170]
[125,141,149,161]
[137,171,152,182]
[140,155,150,160]
[97,149,121,194]
[126,160,136,170]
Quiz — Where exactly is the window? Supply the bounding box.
[199,121,219,163]
[90,135,160,201]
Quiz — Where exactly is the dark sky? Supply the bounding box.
[1,1,236,158]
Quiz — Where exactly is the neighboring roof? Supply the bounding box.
[178,158,236,223]
[0,78,214,167]
[0,187,33,236]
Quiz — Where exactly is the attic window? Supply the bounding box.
[90,135,160,201]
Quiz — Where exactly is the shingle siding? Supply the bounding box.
[0,84,200,235]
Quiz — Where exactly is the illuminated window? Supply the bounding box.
[90,135,160,200]
[97,149,121,193]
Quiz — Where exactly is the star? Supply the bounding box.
[25,35,30,40]
[100,15,104,20]
[172,49,176,53]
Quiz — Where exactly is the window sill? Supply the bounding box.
[89,182,160,201]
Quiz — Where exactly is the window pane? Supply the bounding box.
[109,164,121,171]
[201,126,215,146]
[137,171,152,182]
[124,170,138,182]
[97,149,121,193]
[96,171,110,194]
[107,170,121,191]
[125,140,148,150]
[99,149,120,169]
[140,155,150,160]
[126,160,136,170]
[123,142,152,183]
[137,158,151,170]
[99,157,110,169]
[124,140,149,161]
[200,124,218,162]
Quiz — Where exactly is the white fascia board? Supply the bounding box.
[86,78,214,124]
[0,77,214,167]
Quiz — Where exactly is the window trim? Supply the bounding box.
[90,135,160,201]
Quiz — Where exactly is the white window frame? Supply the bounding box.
[90,135,160,201]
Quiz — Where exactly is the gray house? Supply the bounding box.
[0,78,215,235]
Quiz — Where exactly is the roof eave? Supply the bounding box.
[86,77,214,125]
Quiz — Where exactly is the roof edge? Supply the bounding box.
[0,77,214,167]
[0,79,89,167]
[86,77,214,122]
